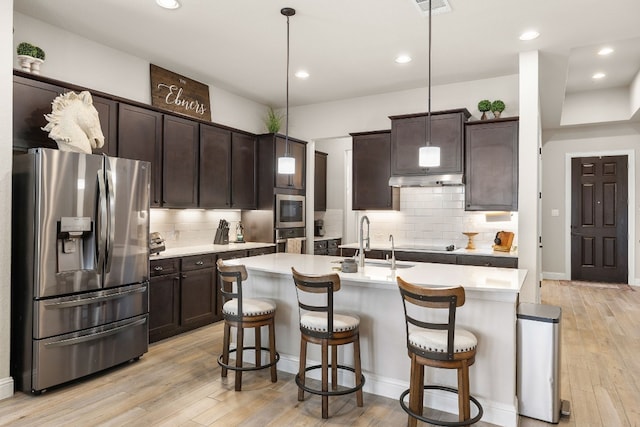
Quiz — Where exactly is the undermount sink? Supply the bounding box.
[364,260,414,269]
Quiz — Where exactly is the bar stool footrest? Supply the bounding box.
[217,347,280,372]
[399,385,483,427]
[295,364,365,397]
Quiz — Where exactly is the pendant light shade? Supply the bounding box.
[419,145,440,167]
[419,0,440,168]
[277,155,296,174]
[277,7,296,175]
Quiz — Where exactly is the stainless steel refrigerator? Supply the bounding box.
[11,148,150,393]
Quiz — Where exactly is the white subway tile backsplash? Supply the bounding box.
[150,209,241,248]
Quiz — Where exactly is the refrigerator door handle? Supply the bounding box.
[43,317,148,348]
[42,284,147,309]
[96,170,107,274]
[105,160,115,274]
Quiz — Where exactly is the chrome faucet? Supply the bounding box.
[388,234,396,270]
[358,215,370,267]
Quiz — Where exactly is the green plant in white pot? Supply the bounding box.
[478,99,491,120]
[491,100,505,118]
[16,42,37,72]
[31,46,46,75]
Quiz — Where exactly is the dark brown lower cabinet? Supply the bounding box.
[149,258,180,343]
[180,254,217,328]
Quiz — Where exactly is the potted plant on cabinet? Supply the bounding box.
[491,100,505,118]
[16,42,37,72]
[264,106,284,133]
[31,46,46,75]
[478,99,491,120]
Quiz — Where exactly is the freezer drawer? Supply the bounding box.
[34,282,148,339]
[32,314,148,392]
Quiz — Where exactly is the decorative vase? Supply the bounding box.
[30,58,44,75]
[17,55,34,72]
[493,111,502,119]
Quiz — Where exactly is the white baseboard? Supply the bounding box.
[541,272,568,280]
[0,377,14,401]
[276,354,518,427]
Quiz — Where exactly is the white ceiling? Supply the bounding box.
[13,0,640,129]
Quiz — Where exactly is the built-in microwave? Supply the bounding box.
[275,194,305,229]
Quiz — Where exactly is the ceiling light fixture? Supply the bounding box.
[418,0,440,168]
[295,70,309,79]
[598,47,614,56]
[592,72,606,80]
[156,0,180,10]
[395,55,412,64]
[519,30,540,41]
[277,7,296,175]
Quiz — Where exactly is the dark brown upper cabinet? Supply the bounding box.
[464,117,519,211]
[389,109,470,176]
[162,115,199,208]
[351,130,399,210]
[230,132,257,209]
[199,125,256,209]
[13,75,65,152]
[117,103,163,207]
[256,133,307,208]
[91,95,118,157]
[315,151,328,211]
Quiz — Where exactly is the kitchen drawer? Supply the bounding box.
[150,258,180,277]
[248,246,275,257]
[217,250,249,261]
[314,241,328,252]
[181,254,216,271]
[327,239,341,256]
[456,255,518,268]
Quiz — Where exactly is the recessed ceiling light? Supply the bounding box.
[295,70,309,79]
[592,72,606,80]
[519,30,540,41]
[598,47,614,56]
[395,55,412,64]
[156,0,180,10]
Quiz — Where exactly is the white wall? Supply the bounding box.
[12,12,268,134]
[1,0,15,400]
[561,87,631,125]
[631,69,640,120]
[542,122,640,284]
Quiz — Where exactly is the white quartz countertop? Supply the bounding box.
[229,253,526,293]
[150,242,275,260]
[339,242,517,258]
[313,235,342,242]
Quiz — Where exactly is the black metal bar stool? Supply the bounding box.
[217,259,279,391]
[291,267,365,419]
[397,276,483,426]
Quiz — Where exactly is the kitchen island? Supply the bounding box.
[227,253,526,427]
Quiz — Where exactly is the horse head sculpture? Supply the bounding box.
[42,91,105,154]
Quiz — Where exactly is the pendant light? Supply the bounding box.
[277,7,296,175]
[418,0,440,168]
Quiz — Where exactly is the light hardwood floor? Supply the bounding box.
[0,280,638,426]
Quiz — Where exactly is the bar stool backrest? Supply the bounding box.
[397,276,466,361]
[291,267,341,340]
[217,259,249,322]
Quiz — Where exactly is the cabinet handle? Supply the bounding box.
[154,266,164,271]
[195,261,204,266]
[182,274,187,279]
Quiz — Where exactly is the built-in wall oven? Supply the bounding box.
[275,194,305,229]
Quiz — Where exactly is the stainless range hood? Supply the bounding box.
[389,173,464,187]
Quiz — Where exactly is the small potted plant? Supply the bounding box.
[16,42,37,72]
[491,100,505,118]
[478,99,491,120]
[264,106,284,133]
[31,46,46,75]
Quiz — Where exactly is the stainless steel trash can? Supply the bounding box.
[517,303,562,423]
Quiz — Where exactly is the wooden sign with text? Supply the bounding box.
[150,64,211,121]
